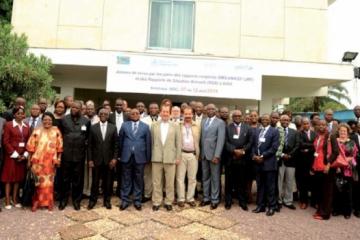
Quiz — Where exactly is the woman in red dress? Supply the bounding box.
[1,106,30,209]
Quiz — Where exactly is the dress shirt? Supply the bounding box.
[100,121,107,140]
[116,111,124,132]
[160,121,169,145]
[204,116,216,129]
[182,123,195,151]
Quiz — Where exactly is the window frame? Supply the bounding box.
[147,0,195,52]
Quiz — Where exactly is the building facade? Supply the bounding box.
[11,0,352,112]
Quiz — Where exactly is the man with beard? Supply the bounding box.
[59,101,90,210]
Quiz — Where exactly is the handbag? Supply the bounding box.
[21,170,37,206]
[335,174,349,193]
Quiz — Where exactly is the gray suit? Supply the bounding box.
[200,116,226,204]
[24,116,42,130]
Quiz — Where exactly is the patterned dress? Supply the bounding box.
[26,126,63,207]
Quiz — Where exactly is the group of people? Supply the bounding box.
[0,96,360,221]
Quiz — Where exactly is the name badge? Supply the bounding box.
[81,125,87,131]
[19,142,25,147]
[314,152,319,157]
[259,137,266,143]
[233,134,239,139]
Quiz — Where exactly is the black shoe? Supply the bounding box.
[152,205,160,211]
[344,215,351,219]
[225,202,232,210]
[142,197,151,203]
[87,201,96,210]
[210,203,218,210]
[178,202,185,208]
[274,205,281,212]
[58,202,67,211]
[200,201,210,207]
[188,201,196,207]
[283,204,296,210]
[252,207,266,213]
[134,204,142,211]
[266,209,275,216]
[73,202,80,211]
[119,203,129,211]
[239,203,248,211]
[104,202,112,210]
[354,211,360,218]
[165,204,173,211]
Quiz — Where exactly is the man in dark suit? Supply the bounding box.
[297,117,316,209]
[87,108,118,210]
[2,97,26,121]
[118,108,151,211]
[24,104,42,134]
[108,97,128,195]
[277,114,299,210]
[58,101,90,210]
[224,110,253,210]
[252,114,280,216]
[200,103,226,210]
[351,122,360,218]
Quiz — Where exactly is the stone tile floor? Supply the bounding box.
[1,197,360,240]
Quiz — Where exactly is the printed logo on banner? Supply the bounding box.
[117,56,130,65]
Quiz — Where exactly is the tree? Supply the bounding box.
[0,0,13,24]
[287,83,350,112]
[0,24,54,112]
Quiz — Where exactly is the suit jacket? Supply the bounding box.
[151,121,181,164]
[225,122,253,166]
[279,128,299,167]
[298,130,316,169]
[179,121,200,159]
[88,122,118,166]
[200,117,226,160]
[118,120,151,164]
[24,116,42,129]
[252,126,280,171]
[60,115,90,162]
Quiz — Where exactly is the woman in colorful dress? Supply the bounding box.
[26,112,63,211]
[1,106,30,209]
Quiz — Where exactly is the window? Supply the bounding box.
[148,0,195,50]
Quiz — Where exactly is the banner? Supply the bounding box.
[107,53,262,100]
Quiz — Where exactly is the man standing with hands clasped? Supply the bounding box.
[87,108,118,210]
[151,105,181,211]
[118,108,151,211]
[200,103,226,210]
[252,114,279,216]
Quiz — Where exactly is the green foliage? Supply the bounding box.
[0,0,13,24]
[287,83,350,112]
[0,23,54,111]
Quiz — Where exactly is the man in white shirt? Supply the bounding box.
[151,105,181,211]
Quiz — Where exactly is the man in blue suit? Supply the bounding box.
[252,114,280,216]
[118,108,151,211]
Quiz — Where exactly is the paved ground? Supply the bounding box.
[1,197,360,240]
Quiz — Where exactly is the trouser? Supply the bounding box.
[121,155,145,205]
[143,162,152,198]
[176,152,198,202]
[353,178,360,212]
[202,158,221,204]
[315,170,335,219]
[333,175,353,216]
[297,163,312,204]
[83,161,92,196]
[225,161,248,205]
[60,160,84,205]
[256,170,277,209]
[89,163,114,204]
[152,162,176,206]
[278,164,296,205]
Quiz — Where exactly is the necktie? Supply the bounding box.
[133,122,138,134]
[101,124,106,140]
[284,128,288,147]
[30,117,36,133]
[204,118,211,130]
